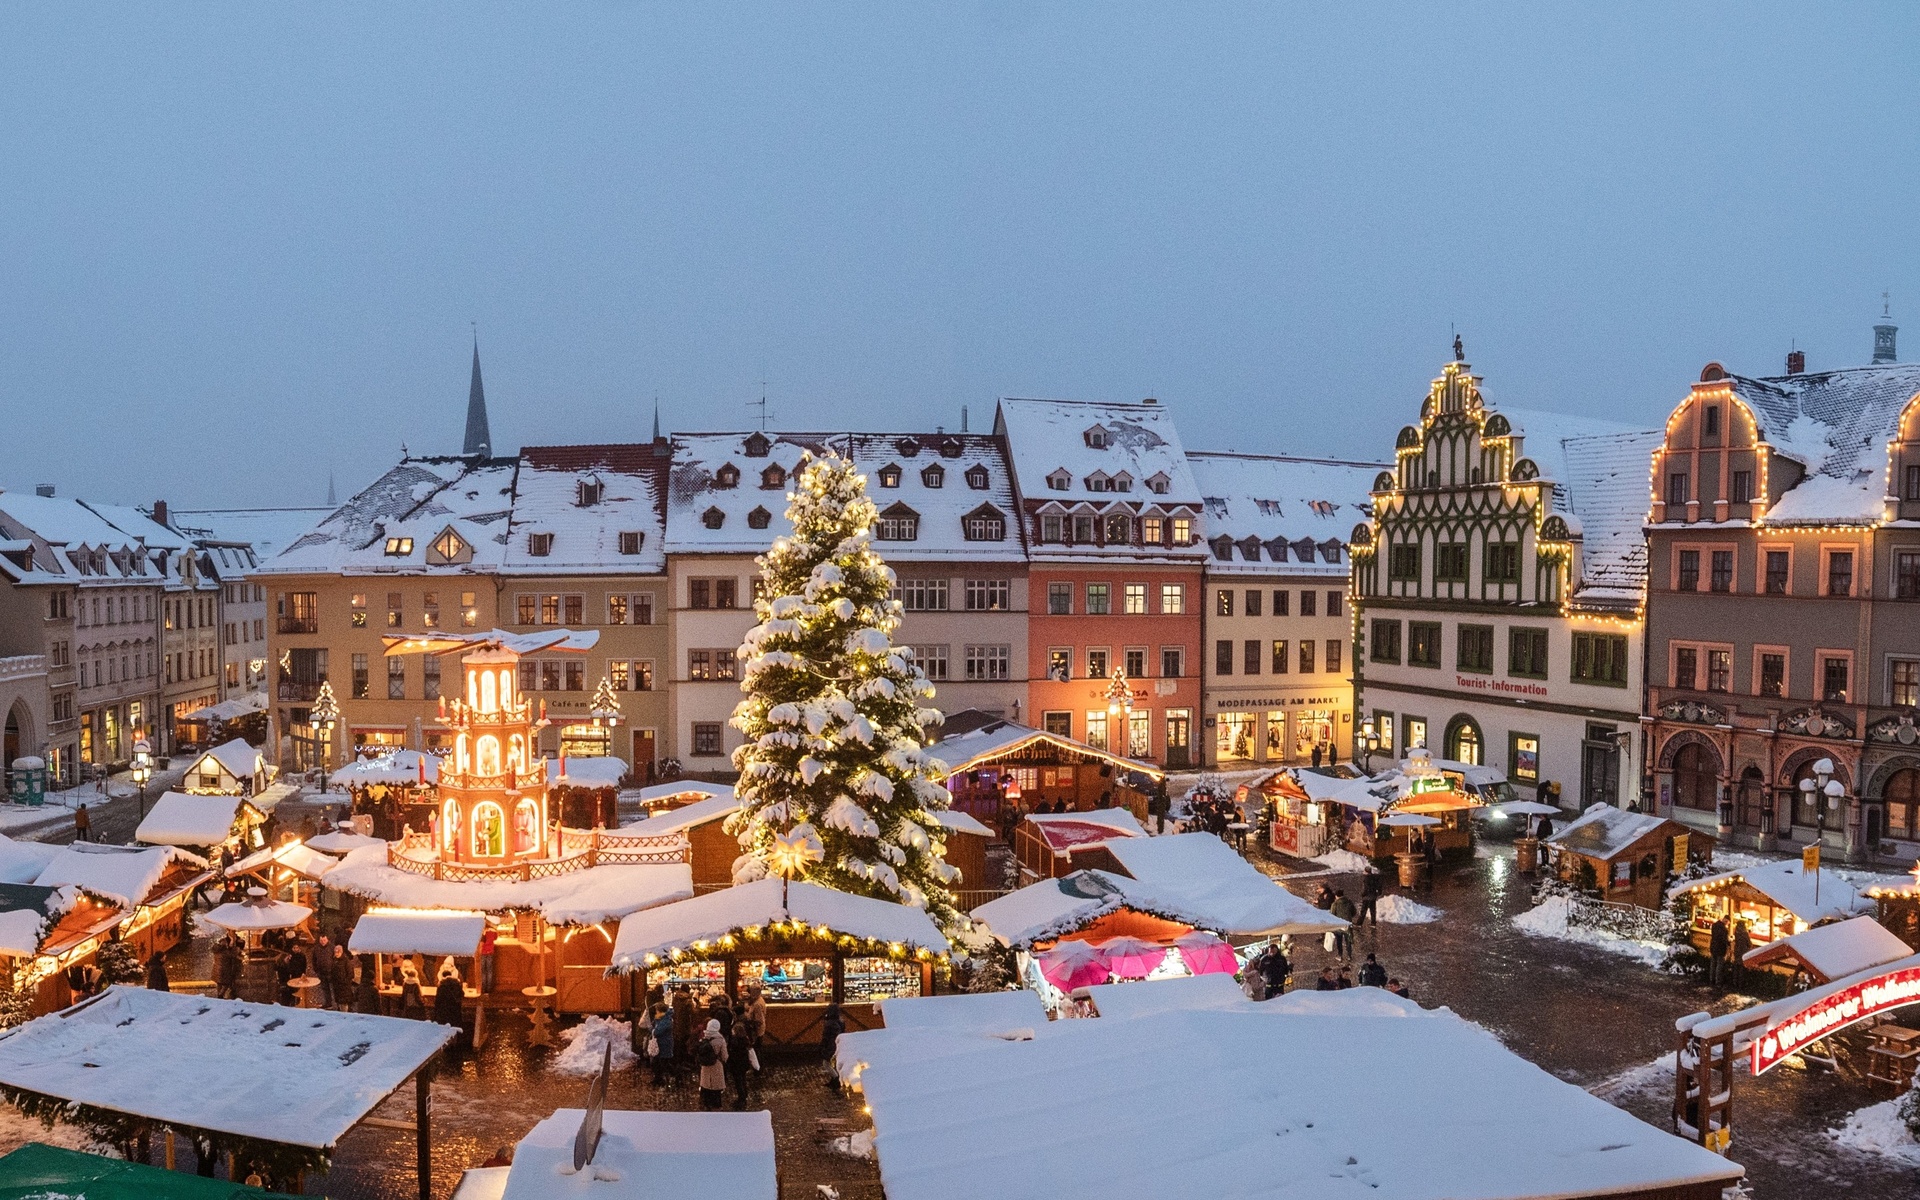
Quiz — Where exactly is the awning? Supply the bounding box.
[610,878,949,969]
[348,908,487,958]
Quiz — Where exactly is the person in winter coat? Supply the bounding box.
[1328,891,1356,959]
[213,937,243,1000]
[649,1006,676,1086]
[697,1018,729,1109]
[1335,965,1354,989]
[1358,867,1382,927]
[354,955,381,1014]
[72,804,91,843]
[311,936,335,1007]
[707,992,734,1039]
[478,928,498,994]
[1358,954,1388,988]
[1731,918,1752,986]
[432,960,465,1032]
[1707,916,1730,986]
[145,950,170,992]
[1261,946,1291,998]
[1387,978,1411,999]
[1312,883,1335,911]
[274,951,299,1007]
[726,1022,754,1109]
[1313,967,1338,991]
[821,1001,846,1087]
[743,985,768,1044]
[398,961,426,1020]
[672,986,697,1080]
[329,945,356,1010]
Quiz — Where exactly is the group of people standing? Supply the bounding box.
[1705,914,1754,988]
[642,984,807,1111]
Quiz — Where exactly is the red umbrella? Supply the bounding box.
[1173,931,1238,976]
[1097,936,1170,979]
[1038,940,1110,991]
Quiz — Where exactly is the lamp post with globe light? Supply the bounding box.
[310,681,340,787]
[130,739,153,819]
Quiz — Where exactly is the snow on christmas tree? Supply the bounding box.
[725,450,961,929]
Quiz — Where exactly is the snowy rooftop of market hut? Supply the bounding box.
[623,791,737,835]
[324,844,691,924]
[0,988,453,1150]
[1740,914,1913,980]
[926,712,1166,780]
[1670,857,1869,926]
[635,780,734,807]
[191,737,266,781]
[135,791,254,847]
[610,878,949,968]
[330,750,440,787]
[226,840,338,882]
[1022,807,1146,852]
[1546,803,1692,861]
[349,908,488,957]
[554,756,628,787]
[495,1108,776,1200]
[838,984,1745,1200]
[33,843,204,908]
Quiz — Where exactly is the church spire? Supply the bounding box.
[1874,292,1898,364]
[464,333,493,457]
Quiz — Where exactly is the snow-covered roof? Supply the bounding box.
[555,756,629,788]
[1546,804,1677,860]
[1024,808,1146,851]
[349,908,488,957]
[970,862,1343,948]
[226,840,337,882]
[308,829,386,854]
[1099,832,1337,937]
[0,906,50,958]
[1082,970,1255,1020]
[1672,857,1869,927]
[260,455,517,576]
[324,844,691,925]
[34,843,203,908]
[927,713,1166,782]
[1717,362,1920,524]
[843,433,1022,561]
[0,492,175,586]
[201,691,269,722]
[192,738,265,781]
[625,791,738,836]
[665,432,838,554]
[1185,452,1384,576]
[1742,914,1912,980]
[636,780,735,807]
[501,445,668,575]
[878,989,1048,1035]
[930,809,992,838]
[500,1109,777,1200]
[166,506,336,560]
[329,750,441,787]
[840,986,1744,1200]
[0,836,59,886]
[135,792,252,847]
[609,878,950,968]
[992,397,1204,563]
[0,987,453,1150]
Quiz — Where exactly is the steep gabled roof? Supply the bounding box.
[1724,362,1920,524]
[1186,452,1384,576]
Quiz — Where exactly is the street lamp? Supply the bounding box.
[589,675,623,758]
[1105,669,1134,757]
[130,738,153,818]
[310,680,340,786]
[1797,757,1845,841]
[1359,727,1381,774]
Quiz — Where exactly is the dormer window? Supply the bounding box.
[1046,469,1072,492]
[1085,472,1110,493]
[921,465,945,488]
[1210,536,1233,561]
[618,531,644,555]
[1103,514,1132,543]
[965,465,990,489]
[895,437,922,457]
[1111,472,1133,494]
[747,506,772,529]
[714,463,740,489]
[527,533,553,557]
[576,477,604,506]
[875,503,920,541]
[878,465,903,488]
[1083,425,1110,449]
[1147,473,1171,495]
[384,537,414,557]
[962,504,1006,541]
[701,507,725,530]
[939,438,963,458]
[427,527,470,565]
[743,432,771,458]
[760,464,787,490]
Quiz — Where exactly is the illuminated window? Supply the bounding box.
[472,802,505,857]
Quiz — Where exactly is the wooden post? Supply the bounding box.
[416,1055,435,1200]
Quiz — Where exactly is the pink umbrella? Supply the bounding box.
[1038,940,1111,991]
[1173,931,1239,976]
[1098,936,1171,979]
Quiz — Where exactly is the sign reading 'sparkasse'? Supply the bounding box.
[1751,966,1920,1073]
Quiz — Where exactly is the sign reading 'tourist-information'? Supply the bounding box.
[1751,966,1920,1074]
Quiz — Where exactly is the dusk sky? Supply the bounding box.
[3,4,1915,509]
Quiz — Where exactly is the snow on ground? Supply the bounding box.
[1704,847,1908,893]
[1375,894,1440,924]
[1589,1054,1676,1102]
[1512,894,1671,967]
[1829,1096,1920,1165]
[1312,849,1371,873]
[551,1016,638,1075]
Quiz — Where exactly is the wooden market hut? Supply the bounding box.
[1542,805,1714,911]
[1014,809,1147,882]
[328,750,441,840]
[929,710,1165,830]
[1248,755,1483,862]
[625,791,740,894]
[1867,874,1920,951]
[552,756,628,829]
[931,809,995,908]
[180,737,274,797]
[224,839,339,904]
[134,791,267,857]
[635,779,736,815]
[610,878,950,1050]
[1671,858,1870,953]
[1740,915,1913,985]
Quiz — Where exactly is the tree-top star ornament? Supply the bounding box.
[725,450,962,929]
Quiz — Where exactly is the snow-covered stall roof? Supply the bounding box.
[927,717,1165,781]
[1671,857,1868,927]
[1099,832,1337,937]
[226,841,337,882]
[200,690,269,722]
[0,889,58,958]
[843,433,1021,562]
[324,845,691,925]
[555,756,629,788]
[970,864,1343,948]
[191,738,266,783]
[1546,804,1677,860]
[610,878,949,968]
[841,986,1744,1200]
[930,809,992,838]
[1185,452,1384,577]
[878,989,1048,1035]
[636,780,735,807]
[349,908,488,957]
[665,432,839,555]
[307,829,386,854]
[1023,808,1145,853]
[331,749,441,787]
[1741,914,1912,980]
[624,791,738,835]
[135,792,251,847]
[0,836,59,886]
[1719,362,1920,525]
[1082,971,1249,1020]
[499,1109,776,1200]
[34,843,203,908]
[259,455,518,576]
[0,987,453,1150]
[502,444,668,575]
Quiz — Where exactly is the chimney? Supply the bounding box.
[961,405,969,433]
[34,485,53,498]
[1141,397,1158,405]
[152,500,170,528]
[1786,349,1805,375]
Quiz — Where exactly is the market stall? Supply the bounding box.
[179,738,274,797]
[624,791,741,893]
[1013,809,1146,881]
[0,1142,290,1198]
[1740,914,1913,985]
[1249,752,1482,862]
[1671,858,1869,951]
[609,878,950,1049]
[329,751,441,841]
[928,710,1164,828]
[1867,870,1920,951]
[1542,805,1713,911]
[134,792,267,857]
[348,908,488,1030]
[931,809,995,908]
[454,1108,776,1200]
[634,780,735,815]
[224,840,338,905]
[551,756,627,829]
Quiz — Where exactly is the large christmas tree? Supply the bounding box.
[726,451,961,929]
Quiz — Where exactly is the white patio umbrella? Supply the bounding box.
[201,887,312,934]
[1379,812,1441,828]
[1491,800,1561,836]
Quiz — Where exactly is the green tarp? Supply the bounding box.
[0,1142,291,1199]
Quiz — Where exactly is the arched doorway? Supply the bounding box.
[1672,742,1719,811]
[1444,715,1483,766]
[2,703,21,772]
[1885,768,1920,842]
[1735,766,1768,831]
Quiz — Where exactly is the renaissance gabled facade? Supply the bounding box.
[1353,356,1661,811]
